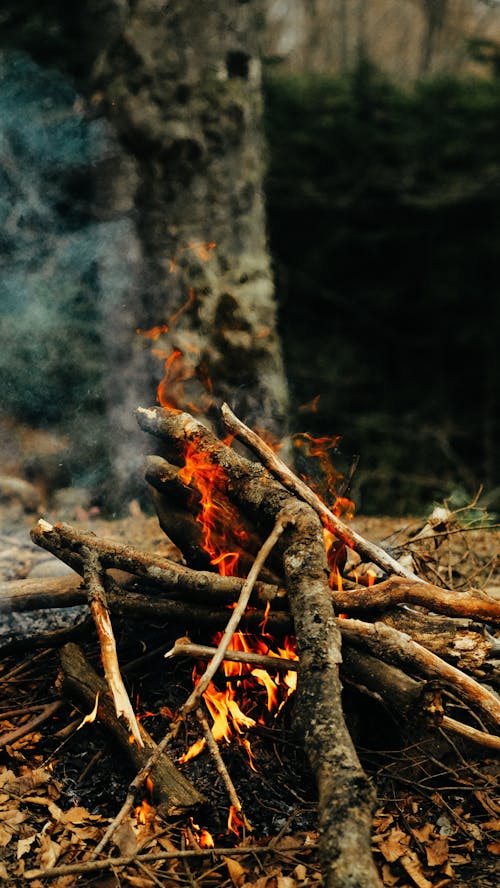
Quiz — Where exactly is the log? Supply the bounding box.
[137,406,382,888]
[30,520,285,605]
[0,575,85,613]
[59,642,203,812]
[330,575,500,624]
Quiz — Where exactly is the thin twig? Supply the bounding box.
[25,843,308,880]
[195,705,250,829]
[0,700,63,749]
[90,723,178,858]
[221,403,423,583]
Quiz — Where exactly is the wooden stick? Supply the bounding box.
[0,700,63,749]
[221,403,423,583]
[80,546,143,747]
[180,512,292,716]
[340,618,500,731]
[166,640,500,752]
[195,706,250,830]
[60,643,202,811]
[331,575,500,623]
[24,843,308,880]
[165,639,299,673]
[30,520,284,605]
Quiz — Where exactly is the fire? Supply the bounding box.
[77,692,99,730]
[181,632,299,767]
[185,817,215,848]
[227,805,245,837]
[134,798,155,826]
[293,432,354,519]
[178,443,244,577]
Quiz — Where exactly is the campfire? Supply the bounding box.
[1,394,496,887]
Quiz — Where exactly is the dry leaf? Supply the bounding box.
[0,862,8,879]
[113,819,139,857]
[411,823,434,844]
[17,834,37,858]
[482,818,500,831]
[381,863,400,886]
[399,851,433,888]
[277,878,296,888]
[486,841,500,854]
[292,864,307,882]
[378,827,410,862]
[425,837,448,867]
[223,855,247,887]
[122,874,155,887]
[38,833,62,869]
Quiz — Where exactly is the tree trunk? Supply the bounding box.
[87,0,289,499]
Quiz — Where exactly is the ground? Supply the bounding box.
[0,417,499,886]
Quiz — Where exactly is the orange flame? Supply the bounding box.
[179,443,244,577]
[134,798,155,826]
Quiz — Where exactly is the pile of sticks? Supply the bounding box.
[5,405,500,888]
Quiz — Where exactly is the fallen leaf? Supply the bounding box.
[277,877,296,888]
[399,851,433,888]
[292,864,307,882]
[38,833,62,869]
[486,841,500,854]
[17,834,37,858]
[223,855,247,887]
[378,827,410,862]
[425,837,448,867]
[122,873,155,887]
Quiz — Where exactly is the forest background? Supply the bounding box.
[1,0,500,516]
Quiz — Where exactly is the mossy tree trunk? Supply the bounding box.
[87,0,289,498]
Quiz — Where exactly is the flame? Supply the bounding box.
[168,242,217,273]
[179,443,244,577]
[185,818,215,848]
[293,432,354,519]
[77,692,99,730]
[135,323,169,340]
[134,798,155,825]
[228,805,245,837]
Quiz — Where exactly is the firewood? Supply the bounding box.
[30,520,285,605]
[330,575,500,623]
[137,406,382,888]
[220,403,422,583]
[80,545,143,747]
[59,642,203,811]
[340,618,500,731]
[147,455,283,583]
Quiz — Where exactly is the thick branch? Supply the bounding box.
[341,618,500,731]
[331,576,500,623]
[30,520,284,605]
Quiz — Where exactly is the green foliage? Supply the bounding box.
[264,63,500,514]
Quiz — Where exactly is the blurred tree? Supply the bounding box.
[0,1,288,504]
[263,0,500,82]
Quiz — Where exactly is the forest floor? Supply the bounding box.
[0,417,499,887]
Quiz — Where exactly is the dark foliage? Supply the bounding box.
[264,62,500,513]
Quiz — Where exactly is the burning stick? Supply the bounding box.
[220,403,423,583]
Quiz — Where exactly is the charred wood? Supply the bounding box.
[59,642,203,812]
